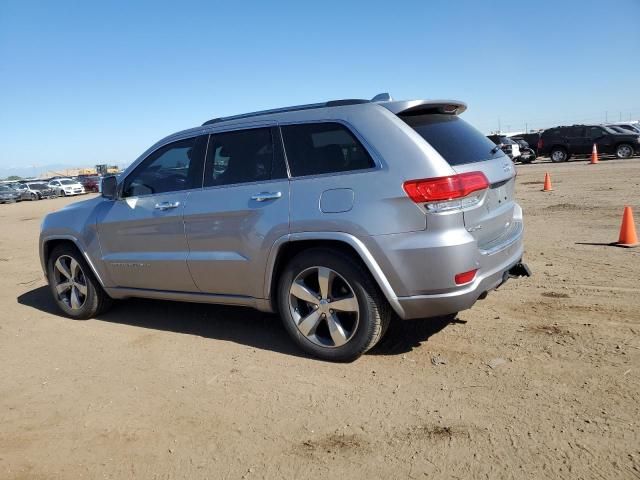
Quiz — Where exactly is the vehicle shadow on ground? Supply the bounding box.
[17,286,460,359]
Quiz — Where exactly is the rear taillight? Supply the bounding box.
[403,172,489,212]
[537,138,543,150]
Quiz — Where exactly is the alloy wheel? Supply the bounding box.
[551,150,566,162]
[617,145,633,159]
[288,266,359,348]
[53,255,88,310]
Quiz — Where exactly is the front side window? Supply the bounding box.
[589,127,604,138]
[281,122,375,177]
[204,127,273,187]
[123,136,206,197]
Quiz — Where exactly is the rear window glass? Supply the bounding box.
[401,114,504,165]
[281,122,374,177]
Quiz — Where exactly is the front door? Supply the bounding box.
[96,135,207,292]
[184,126,289,299]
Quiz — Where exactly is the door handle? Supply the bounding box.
[251,191,282,202]
[154,201,181,210]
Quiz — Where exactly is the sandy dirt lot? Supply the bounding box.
[1,158,639,480]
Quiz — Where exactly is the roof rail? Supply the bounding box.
[202,98,370,126]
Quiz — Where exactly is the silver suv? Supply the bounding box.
[39,94,530,361]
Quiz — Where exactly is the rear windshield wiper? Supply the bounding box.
[491,143,504,154]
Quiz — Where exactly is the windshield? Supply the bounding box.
[0,186,12,192]
[60,179,76,185]
[401,114,505,165]
[28,183,47,189]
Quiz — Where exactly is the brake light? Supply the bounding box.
[537,138,543,150]
[454,269,478,285]
[403,172,489,203]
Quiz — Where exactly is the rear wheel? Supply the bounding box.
[550,147,568,163]
[47,244,113,319]
[278,248,392,362]
[616,143,634,159]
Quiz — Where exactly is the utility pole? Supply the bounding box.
[498,118,501,133]
[525,122,528,133]
[605,111,608,122]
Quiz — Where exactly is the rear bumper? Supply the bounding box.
[396,243,525,319]
[365,204,527,320]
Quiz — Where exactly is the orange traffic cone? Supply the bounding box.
[542,172,553,191]
[590,144,599,164]
[616,206,639,247]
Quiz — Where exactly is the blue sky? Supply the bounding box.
[1,0,639,172]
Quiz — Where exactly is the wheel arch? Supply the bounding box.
[41,236,106,288]
[264,233,404,318]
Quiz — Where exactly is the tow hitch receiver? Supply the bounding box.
[506,262,532,279]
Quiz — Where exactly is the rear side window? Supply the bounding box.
[281,122,374,177]
[401,114,504,165]
[204,127,273,187]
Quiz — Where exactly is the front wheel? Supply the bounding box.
[278,248,392,362]
[616,143,634,159]
[47,244,113,319]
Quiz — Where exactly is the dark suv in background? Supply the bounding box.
[537,124,639,162]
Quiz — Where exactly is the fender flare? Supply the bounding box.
[40,234,107,288]
[263,232,405,318]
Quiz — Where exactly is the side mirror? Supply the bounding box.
[101,175,118,200]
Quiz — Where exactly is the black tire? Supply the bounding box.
[277,248,392,362]
[47,244,113,320]
[615,143,634,159]
[31,192,39,201]
[549,147,568,163]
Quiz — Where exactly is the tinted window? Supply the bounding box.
[281,122,374,177]
[402,114,504,165]
[589,126,605,138]
[123,136,206,197]
[204,127,273,187]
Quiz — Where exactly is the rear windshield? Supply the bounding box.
[401,114,505,165]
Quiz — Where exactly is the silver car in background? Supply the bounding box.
[39,94,530,361]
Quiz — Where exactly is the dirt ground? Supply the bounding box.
[1,157,639,480]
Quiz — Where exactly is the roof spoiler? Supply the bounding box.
[379,99,467,116]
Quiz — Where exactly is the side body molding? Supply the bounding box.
[263,232,404,318]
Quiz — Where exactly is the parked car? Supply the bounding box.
[537,124,640,162]
[0,185,21,203]
[39,94,530,362]
[9,183,30,200]
[24,182,57,200]
[486,134,521,161]
[510,132,542,155]
[48,178,85,196]
[78,175,101,193]
[606,123,640,135]
[511,138,536,163]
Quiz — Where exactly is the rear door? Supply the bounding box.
[184,126,289,298]
[96,135,207,292]
[401,114,517,248]
[567,126,590,154]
